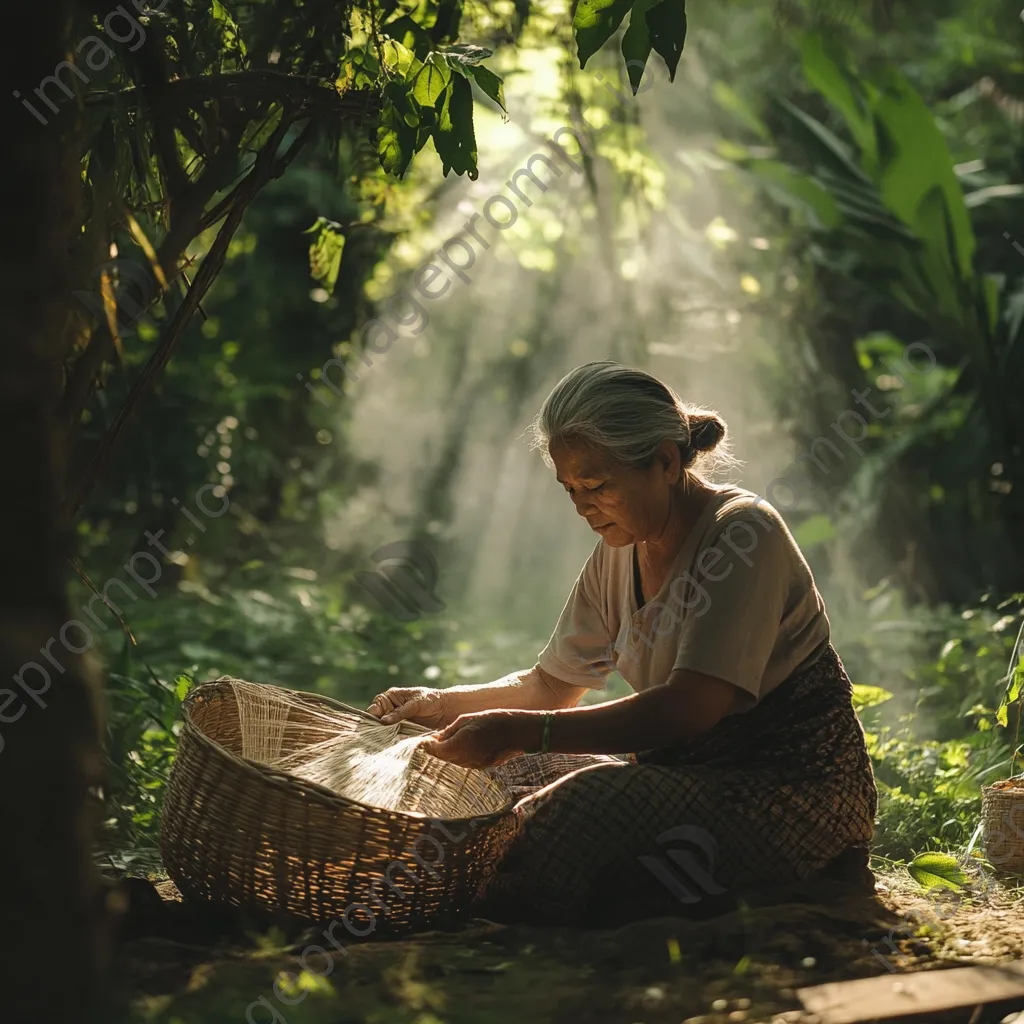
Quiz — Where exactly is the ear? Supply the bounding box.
[656,439,683,483]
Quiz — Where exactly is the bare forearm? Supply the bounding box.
[537,687,687,755]
[443,666,580,716]
[513,672,737,755]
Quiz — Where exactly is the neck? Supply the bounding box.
[640,475,713,569]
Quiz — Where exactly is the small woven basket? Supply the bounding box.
[981,774,1024,874]
[159,678,516,933]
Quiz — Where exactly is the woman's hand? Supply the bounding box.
[420,711,536,769]
[366,687,452,728]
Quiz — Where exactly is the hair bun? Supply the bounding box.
[688,412,726,453]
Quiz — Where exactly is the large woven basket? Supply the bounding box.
[981,774,1024,874]
[160,678,516,933]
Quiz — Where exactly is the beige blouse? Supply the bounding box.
[537,485,831,708]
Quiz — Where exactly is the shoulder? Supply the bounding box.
[700,486,804,568]
[711,486,788,534]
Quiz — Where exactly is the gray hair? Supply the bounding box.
[529,361,735,474]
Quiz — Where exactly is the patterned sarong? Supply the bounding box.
[479,645,877,925]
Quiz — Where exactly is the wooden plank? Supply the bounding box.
[797,961,1024,1024]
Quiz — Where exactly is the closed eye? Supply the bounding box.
[563,481,606,496]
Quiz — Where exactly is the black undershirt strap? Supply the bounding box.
[632,545,645,610]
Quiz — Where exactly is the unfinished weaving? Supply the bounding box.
[230,680,465,816]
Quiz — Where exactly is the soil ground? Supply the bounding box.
[107,869,1024,1024]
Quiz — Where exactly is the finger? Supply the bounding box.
[419,737,443,758]
[421,737,472,767]
[367,693,395,717]
[428,717,466,741]
[381,698,427,725]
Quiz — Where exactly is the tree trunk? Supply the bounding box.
[0,1,106,1019]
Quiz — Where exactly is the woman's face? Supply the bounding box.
[549,437,682,547]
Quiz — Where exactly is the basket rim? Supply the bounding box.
[177,676,515,823]
[982,772,1024,793]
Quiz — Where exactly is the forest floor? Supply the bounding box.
[107,870,1024,1024]
[103,872,1024,1024]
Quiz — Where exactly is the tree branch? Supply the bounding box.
[66,114,310,518]
[86,72,380,123]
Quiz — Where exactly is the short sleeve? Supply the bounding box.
[672,511,791,703]
[537,546,614,689]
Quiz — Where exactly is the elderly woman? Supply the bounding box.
[368,362,877,925]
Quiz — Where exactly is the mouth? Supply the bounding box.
[590,522,614,532]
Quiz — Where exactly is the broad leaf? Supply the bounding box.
[379,122,419,177]
[1010,663,1024,705]
[742,159,841,229]
[871,70,976,279]
[614,0,655,93]
[792,513,837,549]
[799,34,877,172]
[412,54,451,107]
[469,65,507,115]
[907,852,970,893]
[574,0,635,70]
[621,0,656,95]
[645,0,686,82]
[304,217,346,294]
[851,684,894,712]
[776,98,873,186]
[433,75,478,178]
[381,38,416,77]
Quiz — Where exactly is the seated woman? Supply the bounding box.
[367,361,877,926]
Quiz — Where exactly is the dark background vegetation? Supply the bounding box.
[1,0,1022,1019]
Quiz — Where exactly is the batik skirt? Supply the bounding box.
[479,644,877,926]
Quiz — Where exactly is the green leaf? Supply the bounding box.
[385,78,422,129]
[742,159,841,229]
[412,54,451,107]
[645,0,686,82]
[775,98,873,186]
[1007,662,1024,705]
[907,852,970,893]
[432,75,478,178]
[851,684,894,712]
[174,675,192,701]
[377,97,419,177]
[621,0,655,95]
[799,34,877,172]
[381,38,416,77]
[711,81,768,140]
[305,217,346,294]
[378,122,405,175]
[792,513,837,549]
[871,70,976,279]
[574,0,635,70]
[468,65,506,114]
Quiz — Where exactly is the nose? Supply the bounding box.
[571,491,597,517]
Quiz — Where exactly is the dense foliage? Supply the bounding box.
[54,0,1024,882]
